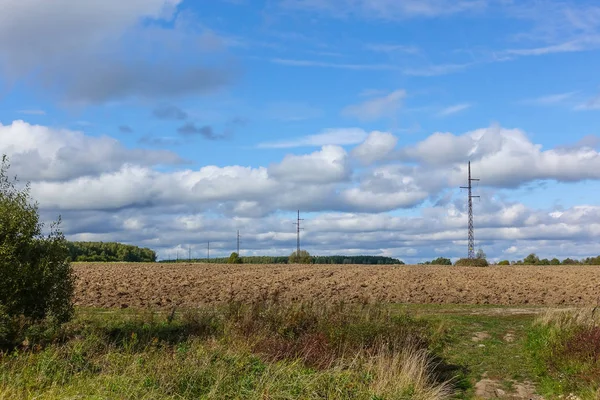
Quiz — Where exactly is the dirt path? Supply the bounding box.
[73,263,600,309]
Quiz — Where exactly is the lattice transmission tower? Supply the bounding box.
[292,210,304,255]
[460,161,480,259]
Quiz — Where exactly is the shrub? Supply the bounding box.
[430,257,452,265]
[0,156,74,347]
[523,253,539,265]
[228,252,243,264]
[497,260,510,265]
[454,258,489,267]
[289,250,312,264]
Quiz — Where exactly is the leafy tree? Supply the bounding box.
[523,253,540,265]
[289,250,312,264]
[228,252,243,264]
[430,257,452,265]
[497,260,510,266]
[454,258,489,267]
[67,241,156,262]
[561,258,579,265]
[0,156,75,327]
[476,248,487,260]
[538,258,550,266]
[550,258,561,265]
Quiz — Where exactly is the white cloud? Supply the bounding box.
[342,89,406,121]
[8,119,600,262]
[257,128,368,149]
[436,103,472,117]
[351,131,398,165]
[0,120,184,181]
[268,145,350,184]
[519,91,579,106]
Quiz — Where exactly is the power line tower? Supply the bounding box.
[292,210,304,255]
[237,230,240,255]
[460,161,480,259]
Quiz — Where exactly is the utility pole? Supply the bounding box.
[207,241,210,261]
[292,210,304,255]
[237,230,240,255]
[460,161,480,259]
[188,245,191,262]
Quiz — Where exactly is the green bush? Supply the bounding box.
[497,260,510,265]
[454,258,489,267]
[227,252,243,264]
[0,156,75,347]
[429,257,452,265]
[289,250,312,264]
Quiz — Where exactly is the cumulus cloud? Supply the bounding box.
[7,120,600,261]
[0,120,184,181]
[268,145,350,184]
[351,131,398,165]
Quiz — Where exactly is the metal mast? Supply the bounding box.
[460,161,480,259]
[292,210,304,255]
[237,230,240,255]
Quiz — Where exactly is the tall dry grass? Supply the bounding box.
[0,300,453,399]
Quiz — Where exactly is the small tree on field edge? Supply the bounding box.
[228,252,243,264]
[0,155,75,347]
[429,257,452,265]
[454,258,489,267]
[289,250,312,264]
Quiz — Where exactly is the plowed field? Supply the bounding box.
[73,263,600,309]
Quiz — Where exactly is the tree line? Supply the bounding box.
[67,241,157,262]
[497,253,600,265]
[160,253,404,265]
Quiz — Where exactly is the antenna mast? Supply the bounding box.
[292,210,304,255]
[460,161,480,259]
[237,230,240,255]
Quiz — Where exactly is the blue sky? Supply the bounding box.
[1,0,600,262]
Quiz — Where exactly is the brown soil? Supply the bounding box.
[73,263,600,309]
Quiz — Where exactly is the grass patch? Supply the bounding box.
[526,308,600,399]
[0,300,453,399]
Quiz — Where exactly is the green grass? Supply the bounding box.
[0,301,452,399]
[525,309,600,399]
[2,302,599,399]
[390,304,541,399]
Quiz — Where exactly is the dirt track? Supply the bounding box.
[73,263,600,309]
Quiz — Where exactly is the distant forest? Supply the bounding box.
[68,242,156,262]
[159,255,405,265]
